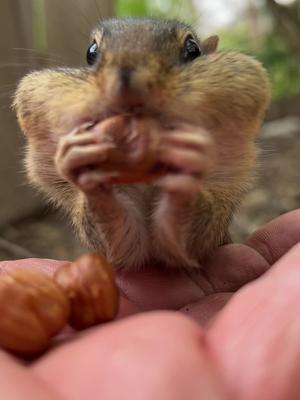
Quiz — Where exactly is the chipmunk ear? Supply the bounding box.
[202,35,219,54]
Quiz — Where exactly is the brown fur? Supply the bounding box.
[13,18,271,270]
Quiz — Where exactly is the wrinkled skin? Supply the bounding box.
[1,210,300,400]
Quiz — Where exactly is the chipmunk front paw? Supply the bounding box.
[55,124,118,194]
[154,127,214,196]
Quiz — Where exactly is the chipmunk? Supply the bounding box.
[14,17,271,270]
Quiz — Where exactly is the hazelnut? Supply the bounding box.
[54,254,119,330]
[0,270,70,355]
[90,115,161,183]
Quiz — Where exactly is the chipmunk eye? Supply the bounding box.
[183,36,202,63]
[86,40,99,66]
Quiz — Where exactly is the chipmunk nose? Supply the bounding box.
[117,66,146,107]
[103,64,152,112]
[119,67,132,89]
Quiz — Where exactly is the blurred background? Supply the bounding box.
[0,0,299,260]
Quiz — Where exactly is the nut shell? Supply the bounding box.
[54,254,119,330]
[0,270,70,355]
[90,115,161,183]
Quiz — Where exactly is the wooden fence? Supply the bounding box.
[0,0,114,226]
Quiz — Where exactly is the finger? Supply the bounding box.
[204,244,270,292]
[245,209,300,264]
[58,143,115,174]
[161,132,212,152]
[78,170,119,190]
[0,351,61,400]
[159,146,211,175]
[34,312,226,400]
[177,245,269,326]
[156,174,203,193]
[0,259,67,277]
[181,293,234,327]
[57,132,98,158]
[208,242,300,400]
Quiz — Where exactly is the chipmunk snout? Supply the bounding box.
[101,65,149,112]
[98,58,161,113]
[119,67,132,89]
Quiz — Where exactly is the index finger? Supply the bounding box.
[245,209,300,265]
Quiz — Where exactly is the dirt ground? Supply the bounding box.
[0,115,299,261]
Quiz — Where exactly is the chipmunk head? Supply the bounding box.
[87,18,219,120]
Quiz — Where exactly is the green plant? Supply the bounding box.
[260,34,300,99]
[116,0,196,23]
[116,0,300,100]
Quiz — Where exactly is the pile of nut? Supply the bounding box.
[0,254,119,357]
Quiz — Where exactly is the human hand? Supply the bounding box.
[116,208,300,324]
[1,210,300,399]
